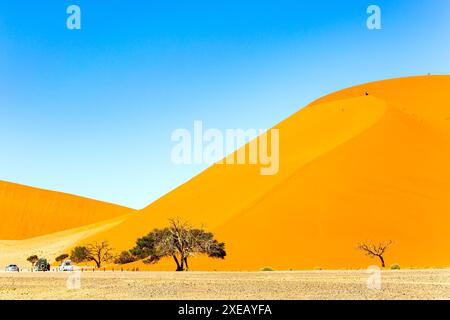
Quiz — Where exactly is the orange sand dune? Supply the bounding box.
[6,75,449,271]
[81,96,387,247]
[0,181,134,240]
[79,75,450,271]
[0,214,130,268]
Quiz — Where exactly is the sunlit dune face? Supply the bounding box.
[4,76,450,271]
[0,181,134,240]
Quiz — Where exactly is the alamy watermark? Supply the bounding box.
[66,269,82,290]
[171,121,280,176]
[367,5,382,30]
[366,265,382,290]
[64,5,380,31]
[66,5,81,30]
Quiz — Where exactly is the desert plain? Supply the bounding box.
[1,269,450,300]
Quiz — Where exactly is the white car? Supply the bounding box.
[59,260,74,272]
[5,264,20,272]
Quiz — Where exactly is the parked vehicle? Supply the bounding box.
[59,260,74,272]
[5,264,20,272]
[33,258,50,272]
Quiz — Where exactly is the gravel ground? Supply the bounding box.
[1,269,450,300]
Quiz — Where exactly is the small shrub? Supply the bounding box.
[114,251,137,264]
[27,255,39,268]
[55,254,69,262]
[390,264,401,270]
[260,267,275,272]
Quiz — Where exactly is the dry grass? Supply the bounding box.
[1,269,450,300]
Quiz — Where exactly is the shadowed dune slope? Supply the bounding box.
[64,76,450,269]
[0,181,134,240]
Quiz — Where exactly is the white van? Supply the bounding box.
[59,260,74,272]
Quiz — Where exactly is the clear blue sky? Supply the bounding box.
[1,0,449,209]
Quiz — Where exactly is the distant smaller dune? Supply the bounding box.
[0,181,135,240]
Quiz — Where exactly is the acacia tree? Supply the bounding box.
[55,253,69,263]
[357,240,393,268]
[27,255,39,270]
[114,251,137,264]
[129,219,226,271]
[70,241,113,268]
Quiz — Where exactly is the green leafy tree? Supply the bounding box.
[114,251,137,264]
[129,219,226,271]
[55,253,69,263]
[27,255,39,269]
[70,246,90,263]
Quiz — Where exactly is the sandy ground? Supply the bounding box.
[1,269,450,300]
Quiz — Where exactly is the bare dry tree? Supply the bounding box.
[86,241,114,268]
[71,241,113,268]
[168,218,190,270]
[357,240,393,268]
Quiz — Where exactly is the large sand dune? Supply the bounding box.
[0,215,130,268]
[78,76,450,270]
[0,181,134,239]
[2,76,450,271]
